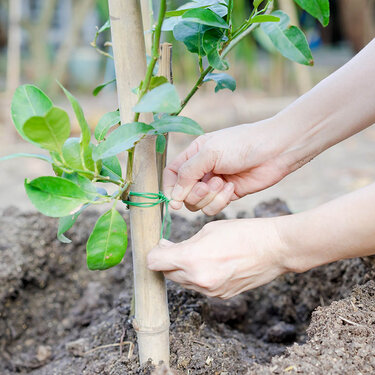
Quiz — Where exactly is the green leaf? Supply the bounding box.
[166,9,192,17]
[92,78,116,96]
[22,107,70,153]
[93,122,153,161]
[86,208,128,270]
[0,153,52,163]
[261,11,314,66]
[166,1,227,18]
[62,137,96,172]
[24,176,93,218]
[203,72,236,92]
[151,115,203,135]
[149,76,169,90]
[63,172,98,200]
[162,16,183,31]
[182,8,229,28]
[58,82,91,146]
[251,15,280,24]
[11,84,53,144]
[173,21,209,56]
[101,156,122,181]
[253,0,264,9]
[156,134,167,154]
[294,0,330,27]
[57,204,88,243]
[133,83,181,114]
[203,29,228,71]
[95,111,121,141]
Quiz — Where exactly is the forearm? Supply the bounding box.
[276,183,375,273]
[274,38,375,173]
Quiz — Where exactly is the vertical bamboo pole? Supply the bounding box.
[108,0,169,365]
[6,0,22,94]
[141,0,153,55]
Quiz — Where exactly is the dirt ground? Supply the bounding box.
[1,201,375,375]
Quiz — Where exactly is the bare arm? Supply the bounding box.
[275,38,375,175]
[148,183,375,299]
[277,182,375,274]
[166,39,375,214]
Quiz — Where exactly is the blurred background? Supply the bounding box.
[0,0,374,218]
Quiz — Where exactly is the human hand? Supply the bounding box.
[147,218,288,299]
[164,119,293,215]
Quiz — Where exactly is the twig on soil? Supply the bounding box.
[350,299,358,311]
[338,315,364,327]
[119,326,126,357]
[84,341,134,359]
[192,340,214,349]
[283,365,296,372]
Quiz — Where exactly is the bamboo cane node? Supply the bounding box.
[132,318,170,334]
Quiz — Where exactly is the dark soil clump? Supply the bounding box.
[1,202,375,374]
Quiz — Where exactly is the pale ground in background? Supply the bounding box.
[1,84,374,221]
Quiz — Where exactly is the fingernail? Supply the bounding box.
[170,200,183,210]
[224,182,234,192]
[209,179,222,192]
[171,184,184,200]
[195,185,207,197]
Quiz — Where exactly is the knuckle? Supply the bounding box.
[194,273,217,291]
[178,164,192,179]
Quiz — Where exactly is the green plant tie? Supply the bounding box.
[123,191,172,240]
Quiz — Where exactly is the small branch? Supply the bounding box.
[84,341,134,358]
[135,0,167,116]
[177,66,213,115]
[177,0,275,112]
[126,0,167,190]
[338,316,364,327]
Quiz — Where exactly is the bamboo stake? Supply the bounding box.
[6,0,22,94]
[108,0,169,365]
[141,0,153,55]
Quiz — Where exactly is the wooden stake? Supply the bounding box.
[108,0,169,365]
[6,0,22,94]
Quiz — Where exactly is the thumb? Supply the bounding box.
[171,147,216,203]
[147,239,181,271]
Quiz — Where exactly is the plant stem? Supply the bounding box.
[176,66,213,115]
[134,0,167,117]
[177,1,274,112]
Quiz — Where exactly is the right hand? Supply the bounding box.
[164,118,294,215]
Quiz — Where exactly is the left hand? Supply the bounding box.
[147,218,288,299]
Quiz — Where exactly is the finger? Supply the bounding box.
[185,176,224,212]
[164,270,189,284]
[163,137,206,202]
[178,282,217,298]
[171,146,217,204]
[184,182,210,208]
[202,182,235,216]
[147,239,181,272]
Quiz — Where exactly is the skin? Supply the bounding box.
[148,38,375,299]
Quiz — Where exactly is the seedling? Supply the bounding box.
[1,0,330,366]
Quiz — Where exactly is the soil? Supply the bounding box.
[1,200,375,375]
